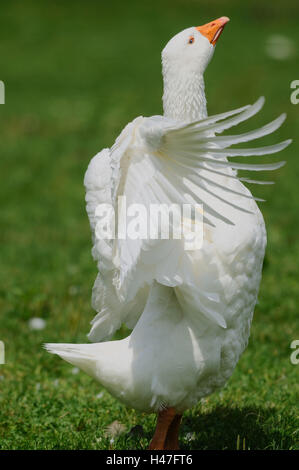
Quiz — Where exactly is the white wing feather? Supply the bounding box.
[85,97,290,337]
[84,121,148,342]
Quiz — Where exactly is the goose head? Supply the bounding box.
[162,17,230,121]
[162,17,230,77]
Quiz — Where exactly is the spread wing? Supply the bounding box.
[111,97,290,300]
[85,97,291,338]
[141,96,290,225]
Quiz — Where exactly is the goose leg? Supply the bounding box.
[164,413,182,450]
[148,407,182,450]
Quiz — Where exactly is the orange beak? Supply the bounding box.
[196,16,230,46]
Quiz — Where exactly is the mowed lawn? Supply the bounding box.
[0,0,298,450]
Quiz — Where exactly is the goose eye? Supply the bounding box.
[188,37,194,44]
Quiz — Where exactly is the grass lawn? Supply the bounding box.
[0,0,298,450]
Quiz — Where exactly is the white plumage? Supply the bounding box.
[45,18,290,444]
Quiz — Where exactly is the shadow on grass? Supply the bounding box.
[122,405,286,450]
[178,405,287,450]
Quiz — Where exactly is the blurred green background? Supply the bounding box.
[0,0,298,450]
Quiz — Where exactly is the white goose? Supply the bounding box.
[45,17,290,449]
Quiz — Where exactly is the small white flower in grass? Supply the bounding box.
[104,420,126,439]
[265,35,295,60]
[96,392,104,399]
[110,438,114,444]
[28,317,46,331]
[36,382,41,391]
[71,367,80,375]
[185,432,196,442]
[53,379,59,387]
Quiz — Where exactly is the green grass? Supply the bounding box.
[0,0,298,450]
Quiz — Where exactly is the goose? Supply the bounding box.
[45,17,291,450]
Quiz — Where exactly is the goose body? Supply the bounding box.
[50,116,267,413]
[45,17,290,445]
